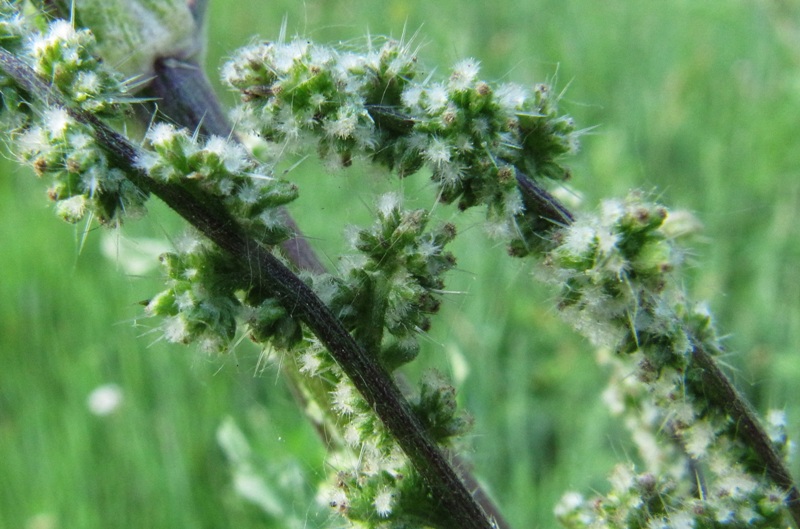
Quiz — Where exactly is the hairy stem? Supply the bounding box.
[690,344,800,524]
[0,47,496,529]
[141,52,510,528]
[4,16,798,526]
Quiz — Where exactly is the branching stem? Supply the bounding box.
[3,23,799,526]
[0,47,495,529]
[143,54,510,528]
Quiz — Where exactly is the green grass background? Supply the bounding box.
[2,1,800,527]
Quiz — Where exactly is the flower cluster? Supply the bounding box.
[29,19,131,116]
[0,10,303,353]
[0,9,144,224]
[307,361,472,525]
[543,193,793,528]
[143,194,471,524]
[139,123,299,244]
[223,36,578,248]
[311,361,431,525]
[286,195,472,524]
[556,455,788,529]
[1,4,131,117]
[556,459,788,529]
[14,106,147,223]
[145,236,243,353]
[542,193,686,352]
[145,230,307,354]
[222,37,420,158]
[308,193,457,370]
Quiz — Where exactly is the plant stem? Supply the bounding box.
[142,54,511,527]
[515,171,574,226]
[690,344,800,525]
[516,147,800,527]
[4,22,798,526]
[0,47,497,529]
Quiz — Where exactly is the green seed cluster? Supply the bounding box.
[312,363,444,525]
[139,123,299,244]
[412,370,473,442]
[0,5,129,118]
[146,238,243,353]
[546,194,792,528]
[308,193,457,371]
[292,195,471,524]
[310,364,471,525]
[545,194,685,355]
[0,9,143,224]
[15,107,148,224]
[223,37,577,246]
[30,19,130,116]
[556,457,788,529]
[568,348,794,529]
[146,234,304,354]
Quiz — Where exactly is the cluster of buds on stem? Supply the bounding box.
[138,123,299,244]
[223,36,578,252]
[546,194,793,528]
[310,193,458,369]
[297,194,473,524]
[2,3,795,527]
[0,7,144,224]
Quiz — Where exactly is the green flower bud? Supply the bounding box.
[392,140,425,178]
[158,252,185,279]
[257,180,299,208]
[55,195,87,223]
[146,289,177,316]
[630,238,673,277]
[379,338,420,371]
[412,370,472,441]
[247,298,302,348]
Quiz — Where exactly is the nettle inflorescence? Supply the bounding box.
[545,194,792,528]
[223,36,578,253]
[295,193,472,524]
[145,233,296,354]
[1,7,483,526]
[145,191,471,523]
[2,2,796,527]
[314,364,470,527]
[0,4,130,117]
[1,6,144,224]
[311,192,458,370]
[138,122,299,244]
